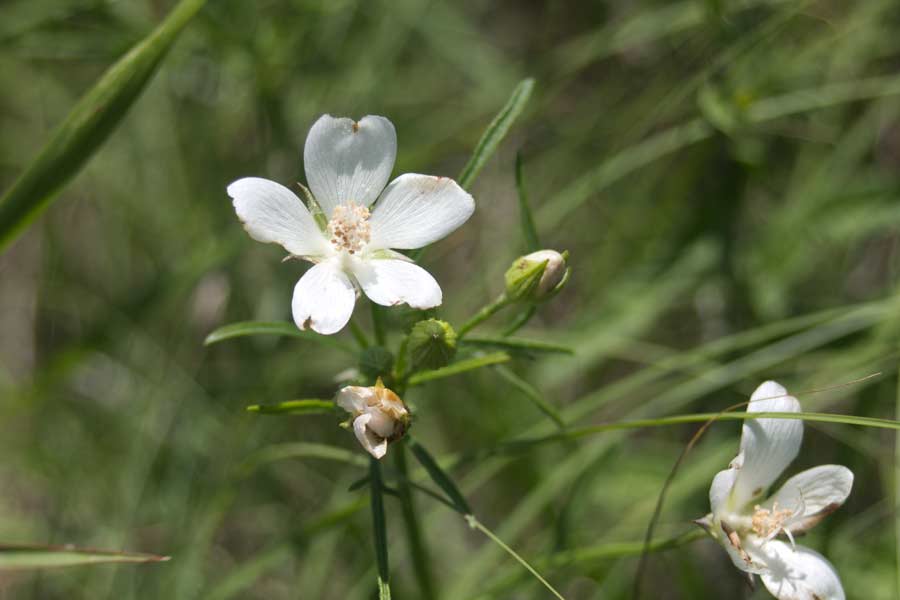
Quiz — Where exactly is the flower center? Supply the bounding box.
[751,502,793,539]
[328,203,371,254]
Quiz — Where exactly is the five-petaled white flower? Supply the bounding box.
[228,115,475,334]
[336,380,409,459]
[697,381,853,600]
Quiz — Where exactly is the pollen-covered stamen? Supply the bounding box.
[751,502,794,540]
[328,203,371,254]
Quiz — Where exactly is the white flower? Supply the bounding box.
[336,381,409,459]
[698,381,853,600]
[228,115,475,335]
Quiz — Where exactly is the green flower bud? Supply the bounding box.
[359,346,394,380]
[504,249,569,303]
[407,319,457,371]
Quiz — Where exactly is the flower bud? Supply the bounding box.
[336,379,409,459]
[504,249,569,303]
[407,319,457,371]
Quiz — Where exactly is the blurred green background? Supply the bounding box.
[2,0,900,598]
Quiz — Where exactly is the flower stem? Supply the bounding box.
[458,293,512,339]
[349,319,370,350]
[371,302,386,346]
[369,458,392,600]
[502,305,537,336]
[394,444,436,600]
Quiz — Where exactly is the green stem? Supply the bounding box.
[502,306,537,337]
[458,293,512,339]
[369,458,391,600]
[394,445,436,600]
[371,302,387,346]
[503,409,900,451]
[349,320,370,350]
[465,516,566,600]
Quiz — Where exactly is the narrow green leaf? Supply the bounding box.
[245,399,336,416]
[407,352,511,386]
[369,458,392,600]
[0,544,169,570]
[461,336,573,355]
[514,152,540,251]
[408,438,472,515]
[494,365,565,428]
[0,0,208,251]
[203,321,355,353]
[458,78,535,189]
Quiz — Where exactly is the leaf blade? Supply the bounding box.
[457,78,535,189]
[0,0,208,251]
[0,544,169,570]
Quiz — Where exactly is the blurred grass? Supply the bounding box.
[3,0,900,598]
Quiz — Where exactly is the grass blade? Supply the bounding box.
[0,544,169,570]
[458,78,535,189]
[204,321,355,353]
[0,0,208,251]
[245,399,336,416]
[407,352,510,386]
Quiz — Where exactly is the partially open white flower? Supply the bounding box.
[698,381,853,600]
[228,115,475,334]
[336,380,409,459]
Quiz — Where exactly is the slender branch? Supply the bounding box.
[465,516,566,600]
[458,293,512,339]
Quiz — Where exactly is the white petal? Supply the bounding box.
[720,532,768,575]
[352,259,442,310]
[353,413,387,459]
[368,174,475,250]
[731,381,803,508]
[766,465,853,531]
[228,177,330,257]
[365,408,396,438]
[291,261,356,335]
[758,541,845,600]
[710,468,738,516]
[336,386,375,414]
[303,115,396,216]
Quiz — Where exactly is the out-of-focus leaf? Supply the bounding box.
[0,0,208,251]
[204,321,355,353]
[0,544,169,570]
[458,78,535,189]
